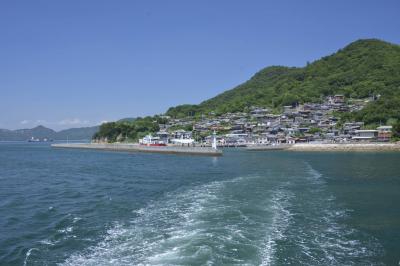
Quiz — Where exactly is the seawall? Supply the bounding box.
[246,143,400,152]
[51,143,223,156]
[288,143,400,152]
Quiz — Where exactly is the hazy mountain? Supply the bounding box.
[55,126,99,140]
[0,125,99,141]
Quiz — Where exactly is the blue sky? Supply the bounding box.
[1,0,399,130]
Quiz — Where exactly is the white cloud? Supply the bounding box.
[15,118,94,130]
[58,118,90,126]
[20,119,47,125]
[97,120,108,125]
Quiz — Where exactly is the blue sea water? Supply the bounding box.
[0,142,399,265]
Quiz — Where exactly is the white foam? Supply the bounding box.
[260,188,293,266]
[283,163,384,265]
[39,239,57,246]
[23,248,38,266]
[73,217,82,223]
[61,164,384,265]
[62,175,272,265]
[58,226,73,234]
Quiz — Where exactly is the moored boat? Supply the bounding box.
[139,135,167,146]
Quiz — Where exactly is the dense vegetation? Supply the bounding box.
[93,116,166,142]
[166,39,400,125]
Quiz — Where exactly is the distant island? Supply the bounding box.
[91,39,400,147]
[0,125,99,141]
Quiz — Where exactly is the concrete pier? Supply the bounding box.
[246,144,293,151]
[51,143,223,156]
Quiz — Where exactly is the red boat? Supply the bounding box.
[143,143,167,147]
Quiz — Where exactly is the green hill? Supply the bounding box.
[166,39,400,125]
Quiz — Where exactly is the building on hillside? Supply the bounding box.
[343,122,364,134]
[329,94,345,104]
[352,130,378,141]
[334,94,345,103]
[155,131,170,143]
[172,130,192,139]
[377,126,392,142]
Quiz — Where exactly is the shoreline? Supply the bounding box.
[52,142,400,154]
[246,143,400,152]
[288,143,400,152]
[51,143,223,156]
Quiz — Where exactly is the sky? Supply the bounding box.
[1,0,399,130]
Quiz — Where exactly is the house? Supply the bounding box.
[286,136,296,144]
[155,131,170,143]
[326,129,339,139]
[250,107,269,116]
[283,105,293,114]
[343,122,364,134]
[353,130,378,141]
[298,127,310,134]
[377,126,392,142]
[334,94,345,103]
[172,130,192,139]
[283,128,296,136]
[333,94,345,104]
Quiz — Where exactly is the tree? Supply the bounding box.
[392,121,400,140]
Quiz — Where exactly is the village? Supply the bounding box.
[141,95,394,147]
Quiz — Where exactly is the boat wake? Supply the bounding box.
[62,164,384,266]
[260,187,293,265]
[275,163,384,265]
[62,175,290,265]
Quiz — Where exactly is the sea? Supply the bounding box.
[0,142,399,265]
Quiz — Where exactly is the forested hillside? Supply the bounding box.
[166,39,400,125]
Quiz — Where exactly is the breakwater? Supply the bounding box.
[51,143,223,156]
[246,144,293,151]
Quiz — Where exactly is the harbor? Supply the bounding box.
[51,143,223,156]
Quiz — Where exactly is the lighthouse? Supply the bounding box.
[212,130,217,150]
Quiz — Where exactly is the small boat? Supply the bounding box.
[145,143,167,147]
[139,135,167,146]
